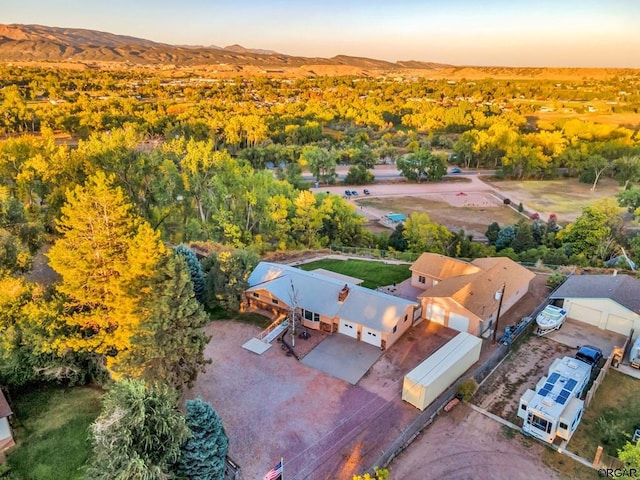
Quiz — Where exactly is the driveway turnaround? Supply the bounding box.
[301,334,383,384]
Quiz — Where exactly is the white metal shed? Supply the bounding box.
[402,332,482,411]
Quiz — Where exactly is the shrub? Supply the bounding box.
[546,272,565,289]
[457,378,478,402]
[518,202,524,213]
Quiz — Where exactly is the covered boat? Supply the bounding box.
[535,305,567,335]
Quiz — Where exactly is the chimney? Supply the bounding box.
[338,284,350,302]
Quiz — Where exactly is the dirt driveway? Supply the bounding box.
[388,405,560,480]
[187,320,457,480]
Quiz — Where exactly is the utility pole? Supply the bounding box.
[492,283,506,344]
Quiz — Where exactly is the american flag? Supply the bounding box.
[263,459,283,480]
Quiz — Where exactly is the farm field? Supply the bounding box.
[358,195,523,239]
[484,177,623,221]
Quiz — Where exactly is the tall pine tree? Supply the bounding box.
[48,172,210,386]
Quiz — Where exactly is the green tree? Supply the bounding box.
[300,146,337,184]
[86,379,188,480]
[618,441,640,475]
[176,398,228,480]
[403,212,452,254]
[485,222,501,245]
[388,223,408,252]
[558,205,614,262]
[495,225,516,250]
[617,187,640,218]
[175,244,206,304]
[117,252,211,390]
[344,165,374,185]
[396,149,447,183]
[614,155,640,190]
[511,220,536,253]
[205,248,259,313]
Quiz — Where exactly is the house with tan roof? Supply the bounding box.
[411,253,535,337]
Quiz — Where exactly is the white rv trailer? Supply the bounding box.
[518,356,592,443]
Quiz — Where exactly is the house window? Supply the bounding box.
[520,404,526,411]
[559,422,568,430]
[252,292,259,298]
[393,325,397,333]
[272,299,279,305]
[303,309,320,323]
[418,275,426,284]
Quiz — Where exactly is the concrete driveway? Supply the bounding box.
[544,318,627,357]
[301,334,383,384]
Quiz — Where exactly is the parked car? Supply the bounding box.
[575,345,603,367]
[350,190,359,196]
[450,167,462,174]
[344,190,352,196]
[363,189,371,195]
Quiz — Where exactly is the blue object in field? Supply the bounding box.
[502,326,512,346]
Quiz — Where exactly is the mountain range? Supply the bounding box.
[1,23,636,80]
[0,23,448,72]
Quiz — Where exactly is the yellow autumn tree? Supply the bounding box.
[48,171,166,376]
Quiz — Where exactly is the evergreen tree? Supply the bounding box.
[388,223,408,251]
[512,220,536,253]
[175,244,206,304]
[205,248,259,313]
[495,225,516,250]
[48,172,166,376]
[485,222,501,245]
[87,379,188,480]
[177,398,228,480]
[116,253,211,390]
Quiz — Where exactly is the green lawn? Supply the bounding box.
[5,385,103,480]
[569,369,640,461]
[298,258,411,289]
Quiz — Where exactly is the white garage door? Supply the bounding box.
[361,327,382,347]
[448,313,470,333]
[338,320,358,338]
[567,303,601,327]
[427,303,446,325]
[606,315,634,336]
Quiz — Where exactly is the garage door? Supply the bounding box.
[606,315,633,336]
[338,320,358,338]
[567,303,601,327]
[427,303,446,325]
[361,327,382,347]
[448,313,470,333]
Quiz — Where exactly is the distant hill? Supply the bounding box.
[1,24,637,80]
[0,23,450,73]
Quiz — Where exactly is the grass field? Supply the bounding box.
[5,386,103,480]
[358,195,523,238]
[568,369,640,461]
[298,258,411,289]
[485,177,622,221]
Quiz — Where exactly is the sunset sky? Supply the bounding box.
[3,0,639,67]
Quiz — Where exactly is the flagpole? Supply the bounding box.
[281,457,284,480]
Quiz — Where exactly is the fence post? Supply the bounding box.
[593,446,603,467]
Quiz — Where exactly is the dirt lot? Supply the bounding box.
[474,336,576,421]
[388,406,560,480]
[187,320,457,480]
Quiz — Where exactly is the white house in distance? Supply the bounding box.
[549,274,640,339]
[518,356,592,444]
[410,253,536,337]
[243,262,420,350]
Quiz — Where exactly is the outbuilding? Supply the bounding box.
[550,274,640,339]
[402,332,482,411]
